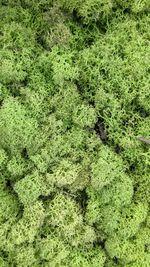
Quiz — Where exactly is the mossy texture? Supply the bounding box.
[0,0,150,266]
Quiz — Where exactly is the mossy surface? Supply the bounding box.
[0,1,150,266]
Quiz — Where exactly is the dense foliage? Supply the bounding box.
[0,0,150,266]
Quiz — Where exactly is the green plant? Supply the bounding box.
[0,1,149,266]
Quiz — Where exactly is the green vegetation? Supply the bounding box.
[0,0,150,266]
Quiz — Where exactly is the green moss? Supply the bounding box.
[0,1,150,266]
[7,201,45,246]
[91,146,125,191]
